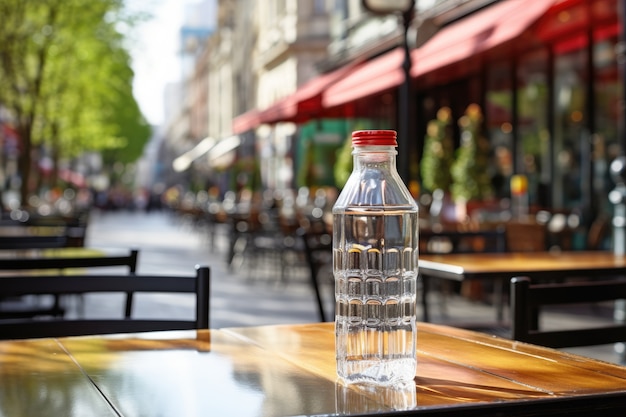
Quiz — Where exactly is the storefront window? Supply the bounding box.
[592,32,621,215]
[517,48,550,208]
[485,61,513,199]
[553,41,587,211]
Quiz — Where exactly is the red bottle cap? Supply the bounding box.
[351,130,397,146]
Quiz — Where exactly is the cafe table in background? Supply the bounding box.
[1,322,626,416]
[419,250,626,323]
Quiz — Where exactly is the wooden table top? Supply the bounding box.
[1,322,626,416]
[419,251,626,280]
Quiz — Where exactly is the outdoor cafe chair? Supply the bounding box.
[510,276,626,349]
[0,212,89,248]
[0,265,210,340]
[0,248,139,319]
[0,235,69,249]
[297,219,332,322]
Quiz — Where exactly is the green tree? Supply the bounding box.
[0,0,151,205]
[450,104,493,202]
[420,107,454,193]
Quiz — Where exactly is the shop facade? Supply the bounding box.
[410,0,621,227]
[231,0,622,245]
[314,0,622,241]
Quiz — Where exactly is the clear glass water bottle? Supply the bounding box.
[333,130,418,386]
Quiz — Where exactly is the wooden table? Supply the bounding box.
[1,322,626,416]
[419,251,626,323]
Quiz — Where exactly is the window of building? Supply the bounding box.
[485,61,513,200]
[517,48,550,208]
[592,23,621,215]
[553,40,587,211]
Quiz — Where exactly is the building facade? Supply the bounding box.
[164,0,622,248]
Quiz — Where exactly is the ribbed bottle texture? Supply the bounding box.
[333,130,418,386]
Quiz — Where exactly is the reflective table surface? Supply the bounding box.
[419,250,626,322]
[419,251,626,281]
[1,322,626,416]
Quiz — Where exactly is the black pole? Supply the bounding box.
[619,0,626,154]
[398,9,413,183]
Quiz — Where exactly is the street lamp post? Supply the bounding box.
[609,157,626,361]
[362,0,415,183]
[620,0,626,153]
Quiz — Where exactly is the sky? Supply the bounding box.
[127,0,189,126]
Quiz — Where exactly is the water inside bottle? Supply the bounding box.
[334,207,418,385]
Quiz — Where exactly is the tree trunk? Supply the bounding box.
[18,123,32,208]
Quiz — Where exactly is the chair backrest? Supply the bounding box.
[505,222,547,252]
[0,265,210,340]
[0,235,69,249]
[0,248,139,317]
[510,276,626,348]
[0,212,89,248]
[0,248,138,272]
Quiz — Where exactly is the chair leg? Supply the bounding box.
[125,292,133,318]
[310,269,326,322]
[52,295,65,317]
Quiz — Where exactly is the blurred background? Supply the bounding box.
[0,0,623,251]
[3,0,626,365]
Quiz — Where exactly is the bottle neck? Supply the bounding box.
[352,145,398,172]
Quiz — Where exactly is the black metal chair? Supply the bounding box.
[510,276,626,348]
[0,212,89,248]
[0,248,139,318]
[298,222,332,322]
[0,248,138,271]
[0,265,210,340]
[0,235,69,249]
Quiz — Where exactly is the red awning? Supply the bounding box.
[232,109,261,135]
[234,0,557,129]
[259,62,359,124]
[410,0,557,78]
[322,48,405,109]
[232,63,359,131]
[323,0,557,108]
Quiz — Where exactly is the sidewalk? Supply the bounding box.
[84,209,321,328]
[83,209,624,364]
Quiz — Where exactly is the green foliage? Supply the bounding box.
[420,107,454,193]
[0,0,151,202]
[450,104,494,202]
[333,120,374,190]
[334,133,353,189]
[101,91,153,165]
[296,119,350,188]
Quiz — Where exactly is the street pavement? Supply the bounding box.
[84,209,322,328]
[82,209,624,364]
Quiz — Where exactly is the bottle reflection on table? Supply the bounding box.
[335,379,417,413]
